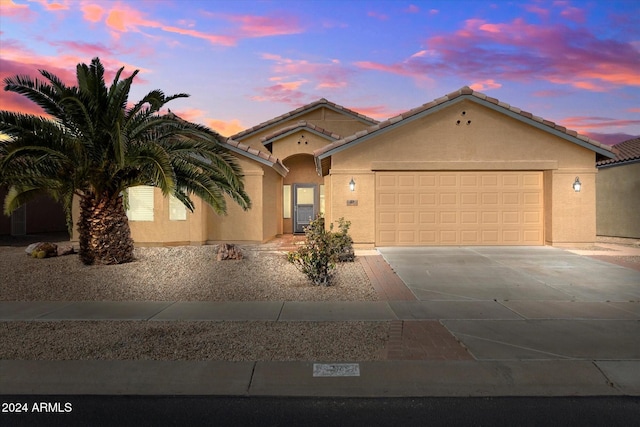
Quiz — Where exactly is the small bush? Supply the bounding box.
[287,214,354,286]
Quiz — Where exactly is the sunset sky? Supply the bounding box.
[1,0,639,144]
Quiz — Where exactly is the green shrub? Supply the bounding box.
[332,217,354,262]
[287,214,354,286]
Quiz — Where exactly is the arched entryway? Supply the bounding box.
[282,154,324,234]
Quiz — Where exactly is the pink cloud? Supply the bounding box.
[354,17,640,91]
[560,116,640,131]
[49,40,113,58]
[348,104,399,121]
[469,79,502,91]
[582,132,638,146]
[628,108,640,113]
[168,108,205,123]
[261,53,354,93]
[1,0,36,20]
[225,13,304,38]
[86,3,236,46]
[33,0,69,11]
[0,42,151,116]
[559,6,586,23]
[524,4,550,20]
[207,119,245,137]
[251,84,312,106]
[0,55,76,117]
[367,11,389,21]
[81,3,104,23]
[404,5,420,14]
[429,9,439,15]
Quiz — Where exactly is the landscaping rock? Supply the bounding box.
[57,246,76,256]
[28,242,58,259]
[216,243,243,261]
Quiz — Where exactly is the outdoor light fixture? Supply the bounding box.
[572,177,581,192]
[349,177,356,192]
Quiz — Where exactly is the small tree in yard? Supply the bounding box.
[287,214,354,286]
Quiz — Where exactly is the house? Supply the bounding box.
[0,187,67,237]
[596,137,640,239]
[114,86,616,247]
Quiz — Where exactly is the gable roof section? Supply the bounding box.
[314,86,616,173]
[597,137,640,168]
[223,138,289,176]
[231,98,378,141]
[260,120,342,145]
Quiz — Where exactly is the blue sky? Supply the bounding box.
[1,0,639,143]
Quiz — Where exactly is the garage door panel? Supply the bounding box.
[398,193,416,205]
[376,171,543,246]
[419,230,437,244]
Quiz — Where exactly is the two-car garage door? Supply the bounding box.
[376,171,543,246]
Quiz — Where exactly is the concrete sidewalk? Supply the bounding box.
[2,245,640,397]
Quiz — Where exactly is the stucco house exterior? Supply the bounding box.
[596,137,640,239]
[0,187,67,237]
[113,86,616,248]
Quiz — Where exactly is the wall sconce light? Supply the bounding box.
[349,177,356,192]
[572,177,581,192]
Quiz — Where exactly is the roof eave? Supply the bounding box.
[222,142,288,177]
[234,103,378,141]
[597,157,640,169]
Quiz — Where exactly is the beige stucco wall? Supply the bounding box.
[206,156,265,243]
[128,187,206,246]
[271,131,331,161]
[596,162,640,238]
[71,188,208,246]
[326,100,599,246]
[262,166,283,240]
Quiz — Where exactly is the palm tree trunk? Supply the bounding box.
[77,192,135,265]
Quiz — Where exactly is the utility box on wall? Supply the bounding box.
[346,200,358,206]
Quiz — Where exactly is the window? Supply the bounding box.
[283,185,291,218]
[127,186,154,221]
[319,184,325,215]
[169,195,187,221]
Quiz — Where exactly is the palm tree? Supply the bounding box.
[0,57,250,265]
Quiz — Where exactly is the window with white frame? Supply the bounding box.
[126,186,154,221]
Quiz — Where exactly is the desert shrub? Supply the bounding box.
[332,217,354,262]
[287,214,354,286]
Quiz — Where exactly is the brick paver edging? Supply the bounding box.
[358,256,416,301]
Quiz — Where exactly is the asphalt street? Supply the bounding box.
[2,396,640,427]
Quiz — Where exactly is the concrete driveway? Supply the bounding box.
[378,246,640,363]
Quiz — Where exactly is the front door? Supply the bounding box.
[293,184,316,233]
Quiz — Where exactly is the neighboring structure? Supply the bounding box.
[596,137,640,239]
[99,86,616,247]
[0,187,67,236]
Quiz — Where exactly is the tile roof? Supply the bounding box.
[597,137,640,167]
[164,110,288,177]
[223,138,289,176]
[231,98,378,141]
[260,120,342,144]
[314,86,616,159]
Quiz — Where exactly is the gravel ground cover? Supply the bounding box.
[1,243,387,361]
[0,321,389,361]
[0,245,378,302]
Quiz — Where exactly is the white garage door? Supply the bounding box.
[376,171,544,246]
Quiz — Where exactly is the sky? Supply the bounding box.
[1,0,639,145]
